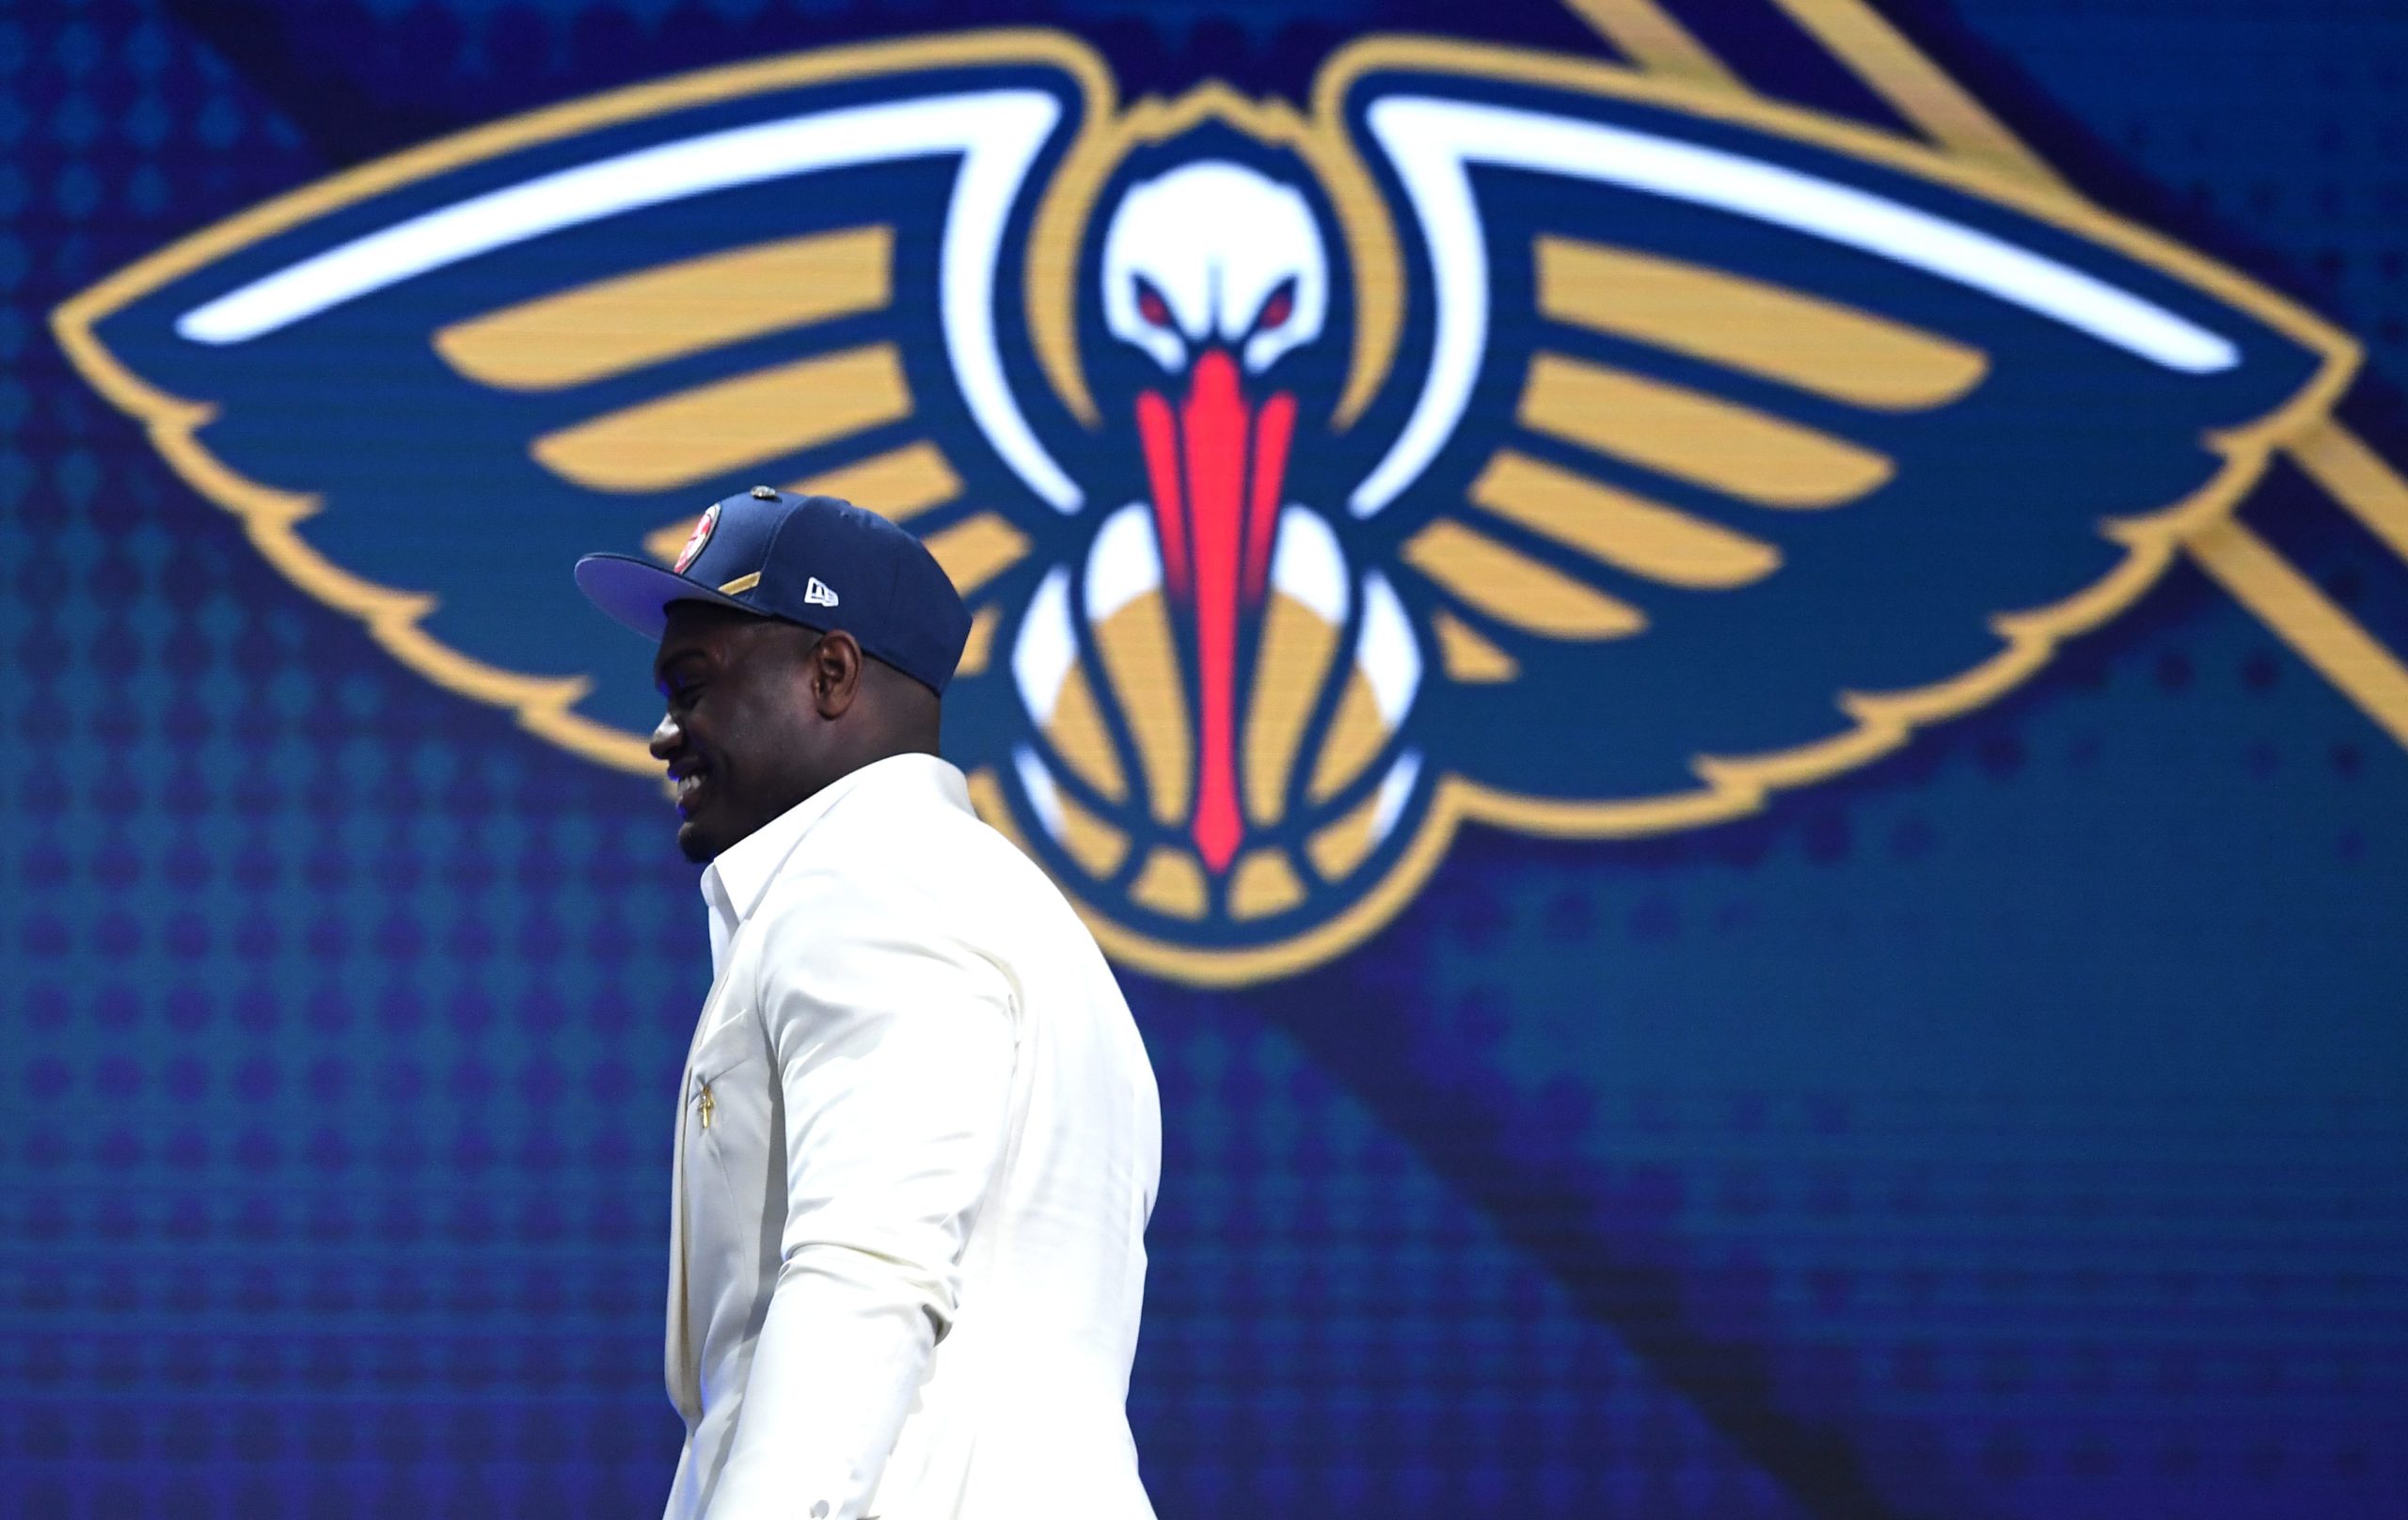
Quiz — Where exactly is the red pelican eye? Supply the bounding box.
[1254,279,1296,333]
[1133,277,1175,330]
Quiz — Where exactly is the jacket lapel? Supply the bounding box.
[665,936,752,1425]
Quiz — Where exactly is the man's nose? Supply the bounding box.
[649,712,682,760]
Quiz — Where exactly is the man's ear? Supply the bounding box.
[809,629,863,719]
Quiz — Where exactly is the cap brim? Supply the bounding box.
[573,554,756,641]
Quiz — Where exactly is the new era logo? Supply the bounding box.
[803,577,839,608]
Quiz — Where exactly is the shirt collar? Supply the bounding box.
[697,752,972,942]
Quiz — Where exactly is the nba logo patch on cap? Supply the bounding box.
[671,502,720,574]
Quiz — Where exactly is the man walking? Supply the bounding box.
[576,487,1161,1520]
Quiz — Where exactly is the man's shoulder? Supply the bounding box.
[749,834,1113,1022]
[763,765,1087,945]
[812,763,1045,880]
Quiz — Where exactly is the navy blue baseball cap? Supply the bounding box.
[574,486,972,695]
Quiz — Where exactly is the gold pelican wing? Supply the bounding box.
[434,220,1046,673]
[1399,236,1988,684]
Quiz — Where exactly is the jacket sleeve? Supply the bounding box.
[704,901,1018,1520]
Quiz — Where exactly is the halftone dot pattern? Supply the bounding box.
[5,12,696,1516]
[7,3,2408,1519]
[1947,0,2408,382]
[1134,1009,1813,1519]
[1372,546,2408,1516]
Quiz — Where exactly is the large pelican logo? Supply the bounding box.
[54,26,2375,984]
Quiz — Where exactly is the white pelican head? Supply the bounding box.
[1100,160,1329,377]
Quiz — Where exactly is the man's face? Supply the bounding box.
[650,602,829,863]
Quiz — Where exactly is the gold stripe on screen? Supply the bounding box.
[1520,353,1893,509]
[1470,450,1782,589]
[1130,847,1208,919]
[955,605,999,677]
[643,515,701,563]
[788,441,963,523]
[436,226,895,390]
[919,512,1030,598]
[2289,420,2408,565]
[1307,785,1386,881]
[1556,0,1742,89]
[1307,673,1388,803]
[533,343,911,492]
[1761,0,2071,193]
[2187,518,2408,751]
[1094,594,1194,827]
[1229,849,1307,920]
[1534,237,1987,411]
[964,760,1128,888]
[1045,664,1130,803]
[1431,612,1518,682]
[1402,518,1648,638]
[1049,783,1133,879]
[1243,592,1342,825]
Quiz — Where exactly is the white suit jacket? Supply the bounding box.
[661,753,1161,1520]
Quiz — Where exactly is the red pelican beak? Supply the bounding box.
[1135,346,1298,876]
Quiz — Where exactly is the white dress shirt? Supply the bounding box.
[660,753,1161,1520]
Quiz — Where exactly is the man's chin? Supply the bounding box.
[674,815,719,864]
